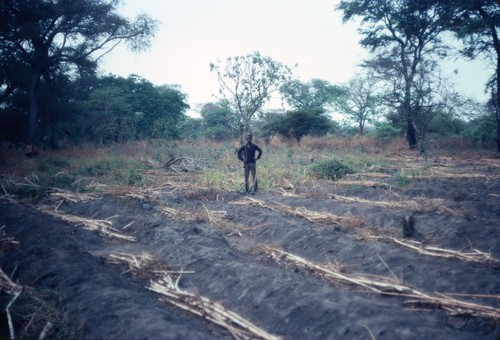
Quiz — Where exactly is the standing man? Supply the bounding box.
[238,133,263,193]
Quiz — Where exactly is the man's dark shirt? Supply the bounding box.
[238,143,262,164]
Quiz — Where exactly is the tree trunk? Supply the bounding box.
[496,56,500,153]
[406,115,418,150]
[239,123,244,145]
[28,71,41,145]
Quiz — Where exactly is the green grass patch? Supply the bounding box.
[308,158,354,181]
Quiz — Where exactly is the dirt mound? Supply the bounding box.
[1,162,499,339]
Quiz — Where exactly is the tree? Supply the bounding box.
[280,78,343,110]
[209,51,293,143]
[334,73,379,135]
[262,108,333,143]
[73,75,188,143]
[436,0,500,152]
[337,0,449,149]
[200,102,239,140]
[0,0,158,145]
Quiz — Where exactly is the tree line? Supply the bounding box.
[0,0,498,152]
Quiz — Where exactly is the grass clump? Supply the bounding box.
[0,289,81,339]
[394,169,410,187]
[308,158,353,181]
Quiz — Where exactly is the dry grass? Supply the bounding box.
[39,205,136,242]
[231,197,364,227]
[260,246,500,320]
[367,236,500,267]
[328,194,463,217]
[0,267,22,294]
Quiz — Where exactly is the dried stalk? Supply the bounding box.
[7,290,21,340]
[38,321,53,340]
[108,252,154,270]
[329,194,462,217]
[49,191,95,203]
[40,207,136,242]
[231,197,363,227]
[260,246,500,320]
[0,267,22,294]
[107,251,279,339]
[149,278,281,340]
[335,180,390,188]
[369,236,500,266]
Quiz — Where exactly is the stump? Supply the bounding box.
[402,214,415,238]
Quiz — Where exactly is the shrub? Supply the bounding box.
[308,158,353,180]
[374,122,401,143]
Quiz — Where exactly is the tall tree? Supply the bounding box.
[437,0,500,152]
[337,0,449,149]
[262,108,333,143]
[209,51,293,143]
[0,0,157,145]
[74,75,188,143]
[280,78,343,110]
[334,73,379,135]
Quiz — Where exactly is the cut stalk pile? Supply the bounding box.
[0,267,22,294]
[231,197,363,227]
[369,236,500,266]
[329,194,463,216]
[260,246,500,320]
[149,277,281,340]
[107,251,280,340]
[40,206,136,241]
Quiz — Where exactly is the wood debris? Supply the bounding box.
[0,267,22,294]
[40,206,136,241]
[260,246,500,320]
[335,180,390,188]
[150,277,281,340]
[231,197,364,227]
[369,236,500,266]
[329,194,463,217]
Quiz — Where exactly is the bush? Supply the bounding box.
[373,122,401,143]
[308,158,353,180]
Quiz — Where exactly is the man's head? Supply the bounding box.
[246,133,253,143]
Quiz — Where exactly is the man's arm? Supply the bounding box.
[237,146,245,161]
[256,145,262,160]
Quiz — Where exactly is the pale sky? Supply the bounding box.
[100,0,492,117]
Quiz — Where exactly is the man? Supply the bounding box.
[237,133,262,193]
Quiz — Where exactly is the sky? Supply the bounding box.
[100,0,493,117]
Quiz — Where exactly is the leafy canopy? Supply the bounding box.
[210,51,293,141]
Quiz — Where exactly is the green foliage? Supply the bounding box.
[66,75,189,144]
[464,113,496,145]
[280,78,343,110]
[394,169,410,187]
[0,0,158,143]
[210,51,293,141]
[178,116,204,140]
[428,111,466,136]
[37,157,70,172]
[337,0,450,149]
[308,158,353,181]
[263,108,333,142]
[200,102,239,140]
[373,121,401,143]
[333,73,379,135]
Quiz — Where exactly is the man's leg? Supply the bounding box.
[249,164,257,192]
[244,164,250,192]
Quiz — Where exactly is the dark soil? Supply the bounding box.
[1,155,499,339]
